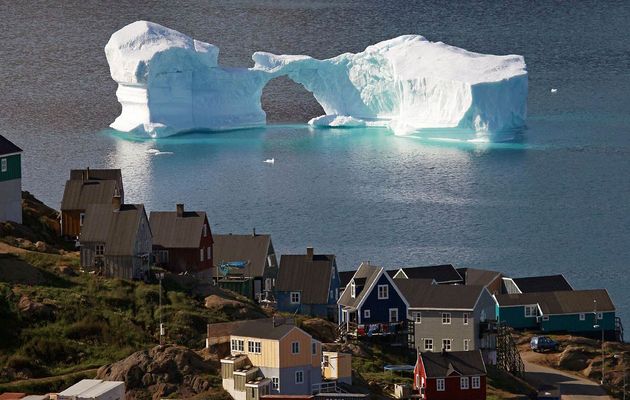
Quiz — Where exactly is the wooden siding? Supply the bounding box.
[323,352,351,381]
[0,154,21,182]
[62,210,83,237]
[358,273,407,325]
[541,311,615,333]
[231,336,280,369]
[498,305,539,329]
[278,329,313,368]
[310,340,321,368]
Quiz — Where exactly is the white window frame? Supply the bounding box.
[1,158,6,172]
[463,339,470,351]
[412,311,422,323]
[472,376,481,389]
[442,338,452,352]
[290,292,301,304]
[248,340,261,354]
[597,312,603,320]
[200,248,204,262]
[350,281,356,298]
[364,309,371,319]
[442,312,451,324]
[463,312,469,325]
[203,224,208,237]
[231,339,244,353]
[525,304,538,318]
[424,338,433,351]
[460,376,469,390]
[377,284,389,299]
[389,308,399,322]
[206,246,212,260]
[579,313,586,321]
[272,377,279,390]
[436,378,445,391]
[291,341,300,354]
[79,212,86,226]
[542,315,550,321]
[295,370,304,384]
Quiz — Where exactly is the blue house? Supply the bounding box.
[338,262,408,333]
[496,289,620,340]
[275,247,340,321]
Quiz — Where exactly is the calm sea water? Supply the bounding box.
[1,1,629,324]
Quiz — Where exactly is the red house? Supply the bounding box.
[149,204,214,279]
[414,350,487,400]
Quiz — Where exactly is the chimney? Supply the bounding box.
[176,204,184,217]
[86,166,90,180]
[306,246,314,260]
[112,195,121,211]
[252,227,256,237]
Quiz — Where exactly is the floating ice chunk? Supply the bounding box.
[308,115,366,128]
[550,88,558,93]
[263,158,275,164]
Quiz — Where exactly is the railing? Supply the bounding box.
[312,381,342,394]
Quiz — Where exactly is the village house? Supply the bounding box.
[456,267,504,296]
[0,135,23,224]
[220,319,323,399]
[511,274,573,293]
[413,350,487,400]
[213,231,278,301]
[495,289,620,340]
[395,279,497,361]
[149,204,213,279]
[79,197,152,280]
[57,379,125,400]
[60,168,123,238]
[387,264,464,284]
[337,263,408,336]
[275,247,341,321]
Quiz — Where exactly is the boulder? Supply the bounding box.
[204,294,264,319]
[557,345,591,371]
[301,318,338,343]
[34,241,48,252]
[17,295,55,319]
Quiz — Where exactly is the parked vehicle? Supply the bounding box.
[530,336,560,352]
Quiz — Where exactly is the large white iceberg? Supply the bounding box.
[106,21,527,138]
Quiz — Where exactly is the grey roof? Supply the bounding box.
[338,263,382,309]
[457,267,502,287]
[0,135,22,155]
[396,279,485,310]
[61,180,118,210]
[276,253,335,304]
[339,270,356,288]
[231,319,301,340]
[420,350,486,377]
[80,204,148,256]
[513,275,573,293]
[389,264,463,283]
[150,210,207,248]
[70,168,122,184]
[213,233,273,277]
[495,289,615,314]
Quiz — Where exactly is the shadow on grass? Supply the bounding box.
[0,254,75,288]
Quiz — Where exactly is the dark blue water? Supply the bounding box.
[1,1,629,324]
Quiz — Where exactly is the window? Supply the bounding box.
[579,313,586,321]
[412,311,422,323]
[323,354,330,366]
[1,158,6,172]
[463,339,470,351]
[350,282,356,298]
[295,370,304,384]
[203,224,208,237]
[424,338,433,351]
[389,308,399,322]
[272,377,279,390]
[463,312,469,325]
[159,250,168,263]
[525,305,538,318]
[472,376,481,389]
[231,339,244,352]
[364,309,371,319]
[597,312,603,320]
[95,244,104,256]
[442,313,451,324]
[290,292,301,304]
[436,378,445,391]
[442,339,452,352]
[542,315,549,321]
[312,341,317,355]
[291,341,300,354]
[460,377,469,390]
[377,285,389,299]
[248,340,261,354]
[206,246,212,260]
[200,248,204,262]
[79,212,86,226]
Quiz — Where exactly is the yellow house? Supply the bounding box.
[221,319,322,398]
[322,351,352,385]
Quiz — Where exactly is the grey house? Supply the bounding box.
[396,279,497,360]
[79,198,152,280]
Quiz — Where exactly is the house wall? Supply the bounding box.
[541,311,615,333]
[62,210,83,237]
[275,294,329,319]
[279,329,315,369]
[358,274,406,325]
[424,376,486,400]
[278,365,321,395]
[498,305,539,329]
[231,336,280,368]
[0,178,22,224]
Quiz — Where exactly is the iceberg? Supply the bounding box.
[106,21,527,138]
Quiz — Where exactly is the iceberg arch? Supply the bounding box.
[105,21,527,138]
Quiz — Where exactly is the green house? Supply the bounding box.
[0,135,23,224]
[496,289,618,339]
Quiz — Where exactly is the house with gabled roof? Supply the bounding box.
[0,135,23,224]
[79,197,151,280]
[388,264,464,284]
[275,247,341,321]
[149,204,213,278]
[213,231,278,300]
[413,350,487,400]
[338,263,408,332]
[495,289,619,339]
[457,268,504,296]
[511,274,573,293]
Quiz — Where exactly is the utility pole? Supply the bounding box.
[594,299,605,385]
[158,272,164,345]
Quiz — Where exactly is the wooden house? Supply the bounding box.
[79,198,151,280]
[456,268,504,296]
[321,352,352,384]
[413,350,487,400]
[0,135,23,224]
[213,232,278,301]
[387,264,464,285]
[495,289,619,340]
[511,274,573,293]
[337,263,408,335]
[149,204,213,279]
[220,319,322,399]
[275,247,341,321]
[60,168,123,238]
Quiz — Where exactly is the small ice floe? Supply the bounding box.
[154,151,173,155]
[146,148,173,155]
[550,88,558,93]
[263,158,275,164]
[146,148,160,154]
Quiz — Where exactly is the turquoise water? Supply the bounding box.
[1,0,628,325]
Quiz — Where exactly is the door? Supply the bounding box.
[389,308,399,322]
